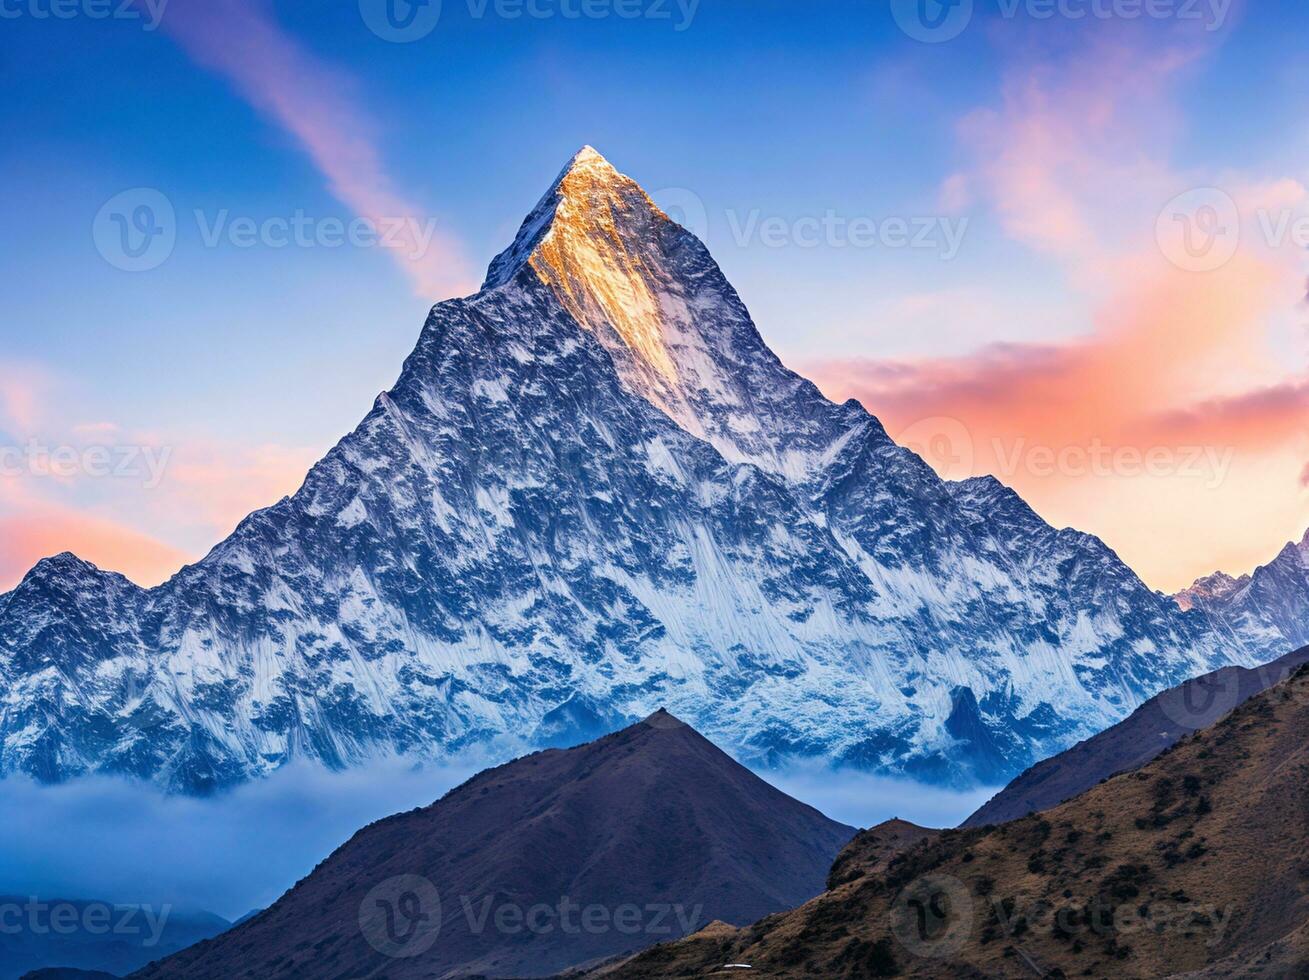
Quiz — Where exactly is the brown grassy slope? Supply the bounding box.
[596,667,1309,979]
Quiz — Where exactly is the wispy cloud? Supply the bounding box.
[0,363,320,590]
[152,0,474,299]
[807,20,1309,591]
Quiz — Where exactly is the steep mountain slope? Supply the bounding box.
[599,666,1309,979]
[964,643,1309,827]
[1180,530,1309,656]
[0,148,1284,793]
[129,711,855,980]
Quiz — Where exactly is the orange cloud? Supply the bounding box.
[155,0,474,300]
[0,501,191,591]
[0,365,52,431]
[807,22,1308,593]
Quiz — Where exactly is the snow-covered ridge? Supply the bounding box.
[0,148,1294,794]
[1176,528,1309,652]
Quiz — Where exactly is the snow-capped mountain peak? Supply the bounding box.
[0,148,1294,794]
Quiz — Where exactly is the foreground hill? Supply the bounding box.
[0,147,1281,794]
[599,666,1309,978]
[130,711,854,979]
[965,644,1309,827]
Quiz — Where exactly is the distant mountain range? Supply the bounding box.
[0,899,228,980]
[1177,530,1309,655]
[0,146,1303,793]
[128,710,855,979]
[598,663,1309,978]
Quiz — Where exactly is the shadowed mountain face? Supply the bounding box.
[129,712,855,980]
[964,644,1309,827]
[0,147,1296,794]
[597,666,1309,980]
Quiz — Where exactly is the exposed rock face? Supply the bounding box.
[0,148,1288,793]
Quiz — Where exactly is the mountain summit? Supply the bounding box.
[0,149,1289,792]
[130,713,855,979]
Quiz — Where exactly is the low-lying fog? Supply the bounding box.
[0,760,999,920]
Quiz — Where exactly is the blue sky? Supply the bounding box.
[1,0,1307,591]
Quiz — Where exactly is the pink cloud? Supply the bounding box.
[809,20,1308,591]
[153,0,474,299]
[1151,378,1309,448]
[0,479,192,590]
[0,364,53,431]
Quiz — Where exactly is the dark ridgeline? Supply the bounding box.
[597,664,1309,979]
[965,644,1309,827]
[129,711,855,979]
